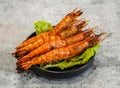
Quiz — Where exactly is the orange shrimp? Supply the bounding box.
[20,35,100,70]
[59,19,88,39]
[15,36,60,58]
[16,9,83,49]
[16,27,97,66]
[14,19,88,58]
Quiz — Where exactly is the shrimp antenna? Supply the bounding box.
[98,32,107,36]
[100,33,112,42]
[80,18,90,23]
[89,26,99,32]
[84,19,90,23]
[73,8,77,12]
[79,9,84,13]
[84,23,89,27]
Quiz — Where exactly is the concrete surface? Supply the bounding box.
[0,0,120,88]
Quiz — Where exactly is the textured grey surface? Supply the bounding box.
[0,0,120,88]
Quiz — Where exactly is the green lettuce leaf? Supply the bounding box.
[41,43,100,70]
[34,20,53,35]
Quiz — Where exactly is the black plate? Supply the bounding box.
[25,32,95,78]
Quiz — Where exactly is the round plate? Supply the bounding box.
[25,32,95,78]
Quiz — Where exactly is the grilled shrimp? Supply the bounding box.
[16,27,97,66]
[20,34,101,70]
[14,19,88,58]
[16,9,83,49]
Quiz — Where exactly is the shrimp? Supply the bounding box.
[16,26,97,66]
[59,19,89,39]
[16,9,83,49]
[19,34,101,70]
[14,19,88,58]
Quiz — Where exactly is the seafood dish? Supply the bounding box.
[13,9,108,72]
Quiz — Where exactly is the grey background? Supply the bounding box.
[0,0,120,88]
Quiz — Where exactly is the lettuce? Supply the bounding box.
[34,20,53,35]
[41,44,100,70]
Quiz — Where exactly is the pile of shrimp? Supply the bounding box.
[13,9,107,71]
